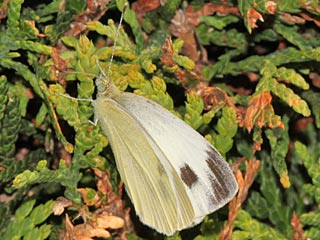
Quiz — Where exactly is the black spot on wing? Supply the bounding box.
[205,148,233,204]
[180,164,198,188]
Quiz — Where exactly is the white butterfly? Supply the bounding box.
[65,4,238,235]
[91,72,238,235]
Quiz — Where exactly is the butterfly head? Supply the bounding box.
[95,72,121,99]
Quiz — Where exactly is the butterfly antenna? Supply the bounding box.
[105,3,128,81]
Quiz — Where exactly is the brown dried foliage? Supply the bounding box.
[160,37,201,86]
[240,91,284,133]
[265,1,277,14]
[0,0,9,20]
[220,158,261,240]
[54,169,133,239]
[64,213,124,240]
[63,0,111,38]
[309,72,320,88]
[247,8,264,30]
[291,212,306,240]
[299,12,320,27]
[198,86,237,111]
[132,0,161,24]
[50,47,68,84]
[169,3,238,62]
[280,13,305,24]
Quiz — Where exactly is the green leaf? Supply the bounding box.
[265,116,290,188]
[122,2,144,52]
[8,81,29,117]
[246,156,293,237]
[277,0,305,13]
[184,91,204,130]
[277,67,309,90]
[65,0,87,14]
[4,200,54,240]
[211,106,238,156]
[173,55,195,70]
[233,209,287,240]
[203,47,320,78]
[35,103,48,126]
[7,0,24,31]
[300,210,320,239]
[294,139,320,206]
[29,200,55,225]
[18,40,52,55]
[269,78,310,116]
[49,84,82,127]
[302,90,320,128]
[257,61,311,117]
[24,224,52,240]
[158,0,182,21]
[246,191,269,219]
[0,93,21,159]
[200,15,239,30]
[274,22,312,50]
[15,200,36,219]
[301,210,320,228]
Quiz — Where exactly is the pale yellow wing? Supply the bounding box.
[93,97,194,235]
[115,92,238,218]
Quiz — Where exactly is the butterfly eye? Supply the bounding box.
[96,80,106,93]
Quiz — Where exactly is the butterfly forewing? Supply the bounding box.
[113,92,238,218]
